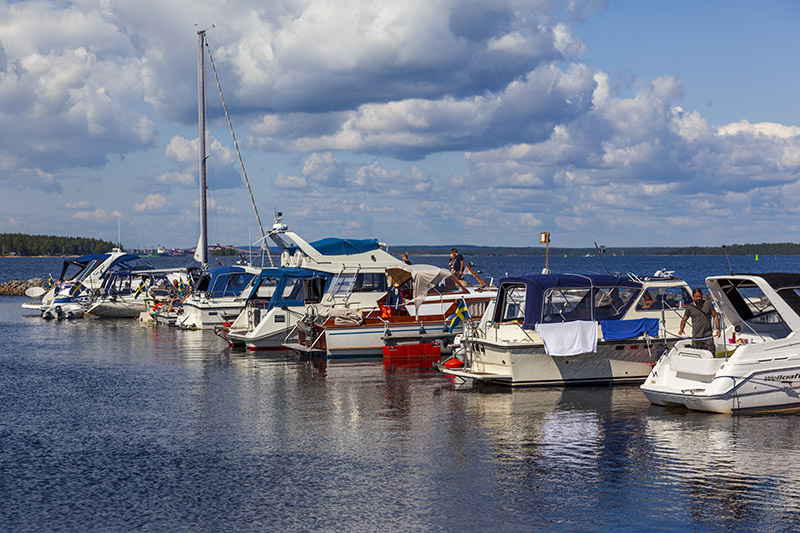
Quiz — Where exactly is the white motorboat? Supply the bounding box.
[438,272,692,386]
[641,273,800,414]
[26,249,155,318]
[291,263,496,358]
[88,268,191,318]
[220,215,407,347]
[217,267,329,348]
[174,263,260,329]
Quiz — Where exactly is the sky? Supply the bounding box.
[1,0,800,250]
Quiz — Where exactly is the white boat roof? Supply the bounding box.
[706,273,800,331]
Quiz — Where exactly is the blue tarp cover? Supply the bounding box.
[600,318,659,340]
[69,253,111,263]
[496,273,643,330]
[309,237,380,256]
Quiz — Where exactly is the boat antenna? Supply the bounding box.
[204,36,274,267]
[594,242,611,274]
[722,243,733,275]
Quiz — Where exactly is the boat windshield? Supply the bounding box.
[717,278,792,339]
[634,286,691,312]
[496,283,527,323]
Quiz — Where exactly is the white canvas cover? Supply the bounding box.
[385,264,452,315]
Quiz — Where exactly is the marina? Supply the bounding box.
[3,254,800,530]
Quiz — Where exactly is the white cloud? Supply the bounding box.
[72,209,123,223]
[133,193,168,213]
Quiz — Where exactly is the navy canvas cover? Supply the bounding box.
[496,273,643,329]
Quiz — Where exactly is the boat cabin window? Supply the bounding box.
[329,273,355,295]
[495,283,527,323]
[353,273,387,293]
[542,288,592,322]
[210,272,255,297]
[635,287,691,311]
[282,278,305,301]
[254,277,278,298]
[304,277,328,303]
[594,287,638,319]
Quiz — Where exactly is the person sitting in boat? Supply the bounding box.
[402,252,411,265]
[449,248,464,280]
[678,288,720,352]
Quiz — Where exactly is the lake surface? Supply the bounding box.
[2,256,800,531]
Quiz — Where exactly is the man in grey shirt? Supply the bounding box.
[678,288,720,352]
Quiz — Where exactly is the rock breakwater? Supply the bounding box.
[0,278,46,296]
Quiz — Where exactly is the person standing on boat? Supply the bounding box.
[449,248,464,280]
[678,288,720,352]
[402,252,412,265]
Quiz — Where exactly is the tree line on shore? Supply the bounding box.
[1,233,116,256]
[398,243,800,257]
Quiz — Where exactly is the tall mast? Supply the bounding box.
[196,29,209,269]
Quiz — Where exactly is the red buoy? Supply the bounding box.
[444,357,464,369]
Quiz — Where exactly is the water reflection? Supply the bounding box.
[645,410,800,525]
[4,296,800,531]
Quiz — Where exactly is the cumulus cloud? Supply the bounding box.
[133,193,168,213]
[73,209,123,223]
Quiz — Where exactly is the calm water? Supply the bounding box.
[2,256,800,531]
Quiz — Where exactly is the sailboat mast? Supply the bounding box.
[197,29,209,269]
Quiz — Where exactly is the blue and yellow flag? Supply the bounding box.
[446,299,471,332]
[179,280,191,296]
[45,275,55,289]
[133,281,146,299]
[68,282,85,298]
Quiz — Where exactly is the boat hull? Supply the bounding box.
[641,345,800,414]
[224,306,302,350]
[177,300,245,330]
[442,339,666,387]
[88,300,146,318]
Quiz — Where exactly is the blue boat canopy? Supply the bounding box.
[196,265,256,298]
[493,273,643,329]
[246,267,332,308]
[309,237,381,256]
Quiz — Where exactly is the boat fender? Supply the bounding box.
[444,357,464,369]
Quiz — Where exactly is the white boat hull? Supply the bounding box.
[641,344,800,414]
[177,299,245,330]
[444,339,665,386]
[224,307,302,349]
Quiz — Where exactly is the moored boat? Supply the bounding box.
[290,263,496,359]
[437,272,692,386]
[641,273,800,413]
[25,249,155,319]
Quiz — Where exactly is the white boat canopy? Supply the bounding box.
[386,264,452,310]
